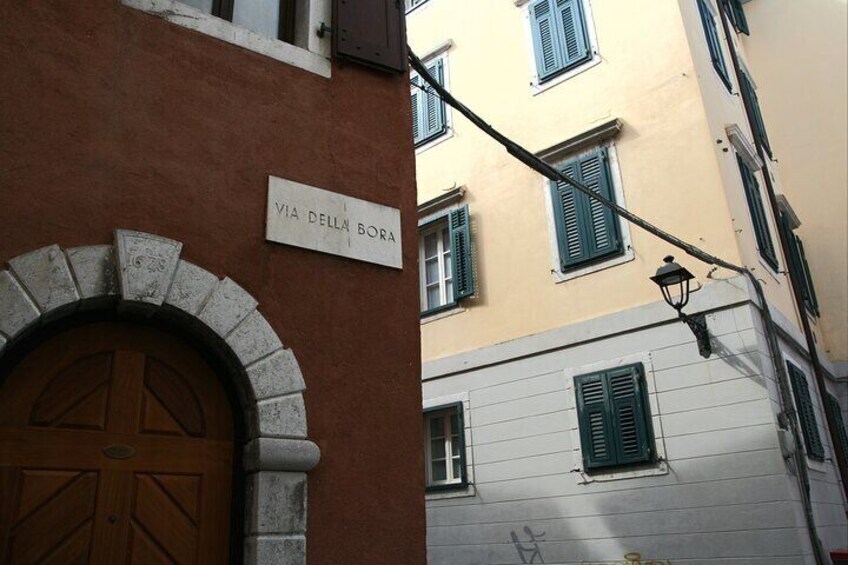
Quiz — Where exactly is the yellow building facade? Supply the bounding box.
[410,0,847,563]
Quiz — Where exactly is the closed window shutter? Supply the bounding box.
[825,394,848,468]
[410,77,422,144]
[424,59,446,140]
[737,156,778,269]
[449,205,475,301]
[795,237,820,316]
[552,162,586,268]
[741,74,772,157]
[530,0,564,79]
[411,59,446,147]
[555,0,589,67]
[575,374,616,469]
[781,214,811,311]
[728,0,749,35]
[788,363,825,461]
[697,0,730,87]
[608,366,652,465]
[551,148,622,270]
[577,149,621,260]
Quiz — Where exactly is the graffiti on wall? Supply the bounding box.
[509,526,546,564]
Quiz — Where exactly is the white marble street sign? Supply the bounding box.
[266,176,403,269]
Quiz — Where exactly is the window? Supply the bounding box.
[181,0,296,41]
[740,72,773,157]
[528,0,592,83]
[787,361,825,461]
[697,0,732,90]
[825,393,848,467]
[574,364,654,470]
[405,0,428,13]
[410,57,448,148]
[780,213,820,316]
[424,404,467,490]
[419,205,474,315]
[550,147,622,271]
[725,0,750,35]
[737,155,778,270]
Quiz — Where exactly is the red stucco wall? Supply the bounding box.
[0,1,425,562]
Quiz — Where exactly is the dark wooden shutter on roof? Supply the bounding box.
[333,0,408,73]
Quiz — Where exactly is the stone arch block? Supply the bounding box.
[0,230,319,565]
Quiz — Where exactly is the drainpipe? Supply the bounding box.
[716,0,848,499]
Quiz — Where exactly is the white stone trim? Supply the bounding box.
[120,0,332,78]
[0,230,319,565]
[726,124,764,171]
[424,392,477,499]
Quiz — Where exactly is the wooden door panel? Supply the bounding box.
[0,322,233,564]
[131,474,201,564]
[4,469,98,564]
[141,360,205,437]
[29,353,112,431]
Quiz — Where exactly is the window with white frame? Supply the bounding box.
[424,404,467,490]
[122,0,331,77]
[179,0,297,42]
[527,0,594,84]
[410,54,450,148]
[418,205,474,316]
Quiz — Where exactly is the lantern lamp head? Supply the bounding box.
[650,255,695,313]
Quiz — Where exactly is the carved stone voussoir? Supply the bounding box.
[0,270,41,339]
[166,260,219,316]
[66,245,119,299]
[198,277,258,337]
[8,245,79,315]
[114,230,182,305]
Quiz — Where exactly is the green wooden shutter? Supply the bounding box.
[552,161,585,267]
[788,362,825,461]
[411,59,446,147]
[551,148,622,270]
[530,0,590,82]
[554,0,590,67]
[727,0,749,35]
[530,0,564,80]
[737,156,778,270]
[740,73,772,157]
[795,237,820,316]
[578,149,621,261]
[575,373,616,469]
[825,394,848,468]
[410,76,422,144]
[608,366,652,465]
[697,0,731,88]
[449,205,475,301]
[576,365,653,470]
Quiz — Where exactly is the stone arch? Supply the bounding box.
[0,229,319,565]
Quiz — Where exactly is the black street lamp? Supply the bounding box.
[651,256,711,358]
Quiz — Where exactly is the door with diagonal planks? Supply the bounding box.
[0,322,234,564]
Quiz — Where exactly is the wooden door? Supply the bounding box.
[0,322,234,564]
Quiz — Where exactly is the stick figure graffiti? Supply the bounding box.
[509,526,546,564]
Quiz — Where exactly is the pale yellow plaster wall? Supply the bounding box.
[410,0,757,361]
[740,0,848,364]
[675,0,802,332]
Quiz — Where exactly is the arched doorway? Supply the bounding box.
[0,322,234,563]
